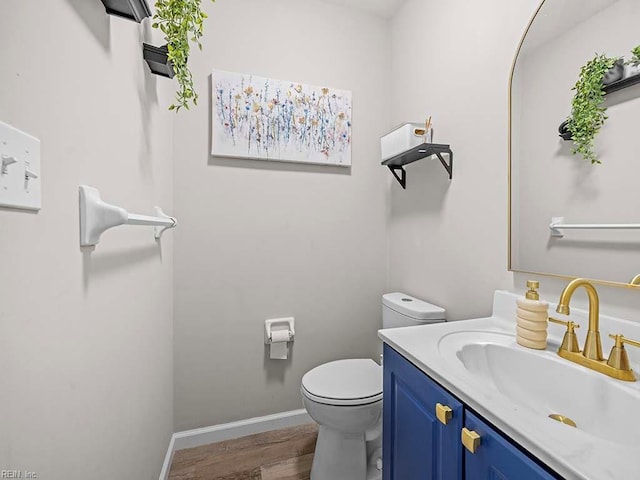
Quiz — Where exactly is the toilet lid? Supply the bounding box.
[301,359,382,406]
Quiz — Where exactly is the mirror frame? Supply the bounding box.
[507,0,640,291]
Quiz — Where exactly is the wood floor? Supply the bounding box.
[168,423,319,480]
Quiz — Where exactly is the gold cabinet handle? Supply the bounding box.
[461,427,481,453]
[435,403,453,425]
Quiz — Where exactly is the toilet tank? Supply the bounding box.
[382,292,446,329]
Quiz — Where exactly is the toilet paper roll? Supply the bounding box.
[269,330,290,360]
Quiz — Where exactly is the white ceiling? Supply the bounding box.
[317,0,406,19]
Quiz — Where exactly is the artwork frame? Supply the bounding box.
[211,70,352,167]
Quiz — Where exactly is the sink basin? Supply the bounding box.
[439,331,640,445]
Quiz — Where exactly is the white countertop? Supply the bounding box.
[378,290,640,480]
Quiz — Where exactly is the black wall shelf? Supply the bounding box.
[559,73,640,140]
[603,72,640,94]
[143,44,175,79]
[100,0,151,23]
[381,143,453,189]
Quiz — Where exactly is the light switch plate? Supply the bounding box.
[0,121,41,211]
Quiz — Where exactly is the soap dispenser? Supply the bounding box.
[516,280,549,350]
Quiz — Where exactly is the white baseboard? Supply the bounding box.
[173,409,313,450]
[158,434,175,480]
[159,409,312,480]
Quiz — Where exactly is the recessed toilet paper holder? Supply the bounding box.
[264,317,295,344]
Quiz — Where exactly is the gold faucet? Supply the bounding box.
[549,278,639,382]
[556,278,603,361]
[630,274,640,286]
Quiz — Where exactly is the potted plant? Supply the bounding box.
[602,58,624,85]
[566,53,619,164]
[624,45,640,78]
[151,0,215,111]
[558,120,573,141]
[100,0,151,23]
[143,44,175,79]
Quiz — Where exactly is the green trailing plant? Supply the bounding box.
[566,53,619,164]
[630,45,640,64]
[153,0,214,111]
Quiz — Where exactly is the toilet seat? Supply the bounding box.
[301,359,382,406]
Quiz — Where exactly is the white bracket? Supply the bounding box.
[153,206,176,240]
[550,216,565,237]
[264,317,295,344]
[79,185,177,247]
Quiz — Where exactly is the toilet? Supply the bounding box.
[301,292,446,480]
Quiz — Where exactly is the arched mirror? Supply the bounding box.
[509,0,640,286]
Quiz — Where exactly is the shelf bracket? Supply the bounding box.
[381,143,453,188]
[435,150,453,180]
[387,165,407,189]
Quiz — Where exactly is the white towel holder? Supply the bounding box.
[549,216,640,238]
[79,185,177,247]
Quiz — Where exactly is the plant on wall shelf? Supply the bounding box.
[152,0,214,111]
[631,45,640,64]
[623,45,640,79]
[566,53,619,164]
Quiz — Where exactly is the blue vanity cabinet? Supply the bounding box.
[383,345,561,480]
[383,344,464,480]
[463,411,557,480]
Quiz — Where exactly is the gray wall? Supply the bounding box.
[172,0,391,431]
[386,0,541,320]
[388,0,640,322]
[0,1,174,479]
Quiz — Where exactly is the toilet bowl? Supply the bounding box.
[301,359,383,480]
[301,293,446,480]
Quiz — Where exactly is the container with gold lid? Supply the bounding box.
[516,280,549,349]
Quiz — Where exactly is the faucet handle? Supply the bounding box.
[609,334,640,348]
[549,317,581,353]
[549,317,580,330]
[607,334,640,375]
